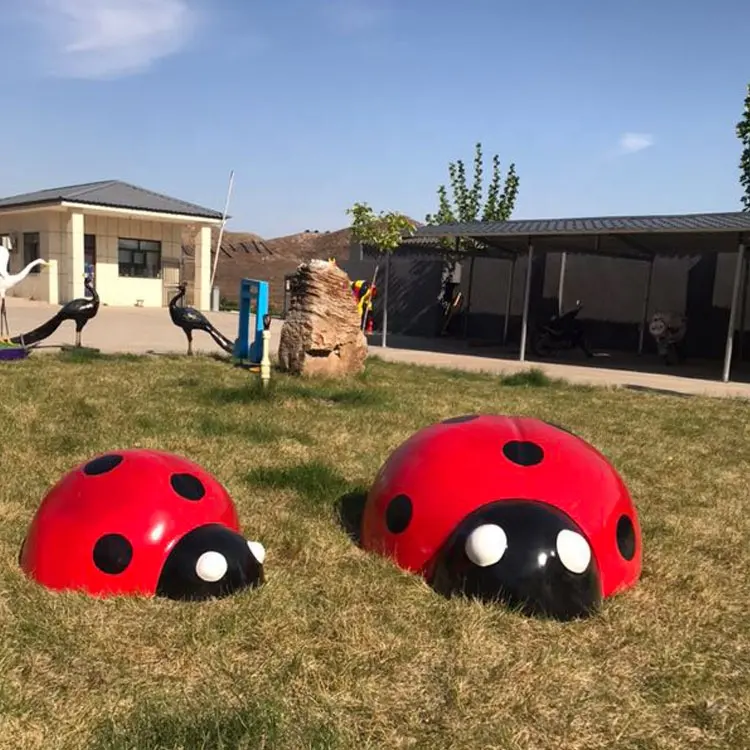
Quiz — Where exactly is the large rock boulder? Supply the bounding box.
[277,259,368,378]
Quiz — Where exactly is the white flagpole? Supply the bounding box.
[210,169,235,290]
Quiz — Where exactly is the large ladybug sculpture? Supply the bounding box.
[361,415,642,620]
[19,449,266,601]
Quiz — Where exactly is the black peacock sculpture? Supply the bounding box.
[169,281,235,356]
[11,275,100,348]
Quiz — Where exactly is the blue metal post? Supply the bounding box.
[234,279,253,359]
[249,281,269,362]
[233,278,270,363]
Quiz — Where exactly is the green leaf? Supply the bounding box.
[346,202,416,254]
[736,82,750,212]
[425,141,521,258]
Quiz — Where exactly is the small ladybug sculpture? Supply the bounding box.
[361,415,642,620]
[19,449,266,601]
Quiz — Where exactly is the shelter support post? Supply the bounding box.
[738,255,749,363]
[463,255,475,339]
[638,257,655,355]
[519,241,534,362]
[722,242,746,383]
[557,252,567,316]
[381,251,391,348]
[502,257,516,346]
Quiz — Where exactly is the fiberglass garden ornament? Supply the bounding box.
[361,415,642,621]
[19,449,266,601]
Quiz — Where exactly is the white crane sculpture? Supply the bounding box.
[0,235,49,338]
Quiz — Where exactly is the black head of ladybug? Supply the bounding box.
[155,524,266,602]
[429,500,602,621]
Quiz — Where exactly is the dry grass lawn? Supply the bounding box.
[0,351,748,749]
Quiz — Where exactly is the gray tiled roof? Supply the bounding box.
[403,211,750,260]
[414,211,750,238]
[0,180,223,219]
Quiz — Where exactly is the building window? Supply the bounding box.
[118,238,162,279]
[23,232,41,273]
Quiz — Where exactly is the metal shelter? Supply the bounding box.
[399,211,750,383]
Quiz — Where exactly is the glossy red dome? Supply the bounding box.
[361,415,642,617]
[19,449,265,600]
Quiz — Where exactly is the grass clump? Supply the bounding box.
[0,354,747,749]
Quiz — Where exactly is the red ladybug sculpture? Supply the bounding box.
[361,415,642,620]
[19,449,266,601]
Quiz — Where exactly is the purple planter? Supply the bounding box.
[0,346,29,361]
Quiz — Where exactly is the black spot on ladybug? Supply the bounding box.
[93,534,133,575]
[170,473,205,501]
[616,515,636,560]
[503,441,544,467]
[442,415,479,424]
[83,454,123,476]
[385,494,412,534]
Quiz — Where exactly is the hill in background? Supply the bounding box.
[181,226,355,312]
[181,216,420,313]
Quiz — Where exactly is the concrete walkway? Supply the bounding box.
[6,299,750,400]
[370,345,750,399]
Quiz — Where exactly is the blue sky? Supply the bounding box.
[0,0,748,238]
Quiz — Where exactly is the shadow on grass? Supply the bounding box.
[203,379,386,408]
[196,416,314,445]
[55,349,143,364]
[366,358,566,390]
[245,460,352,511]
[498,368,560,387]
[41,432,88,456]
[90,701,341,750]
[624,384,693,399]
[335,489,368,546]
[204,379,278,404]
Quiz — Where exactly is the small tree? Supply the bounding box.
[425,142,520,309]
[346,202,416,346]
[737,83,750,211]
[346,201,416,252]
[425,142,519,242]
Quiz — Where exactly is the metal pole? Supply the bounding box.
[638,257,655,355]
[738,255,749,363]
[381,251,391,348]
[361,263,379,332]
[503,257,516,345]
[557,252,567,316]
[722,242,746,383]
[463,255,475,339]
[209,169,235,290]
[260,315,272,387]
[519,241,534,362]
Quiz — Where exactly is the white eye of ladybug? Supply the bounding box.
[195,551,228,582]
[555,530,591,574]
[247,540,266,565]
[465,524,508,567]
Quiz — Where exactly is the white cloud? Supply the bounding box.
[319,0,385,33]
[24,0,198,79]
[617,132,655,155]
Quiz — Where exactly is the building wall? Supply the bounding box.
[0,210,57,301]
[467,253,695,323]
[342,254,445,336]
[343,241,750,359]
[714,251,750,321]
[0,210,187,307]
[77,214,184,307]
[464,250,750,333]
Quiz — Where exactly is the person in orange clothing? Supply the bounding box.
[351,279,376,331]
